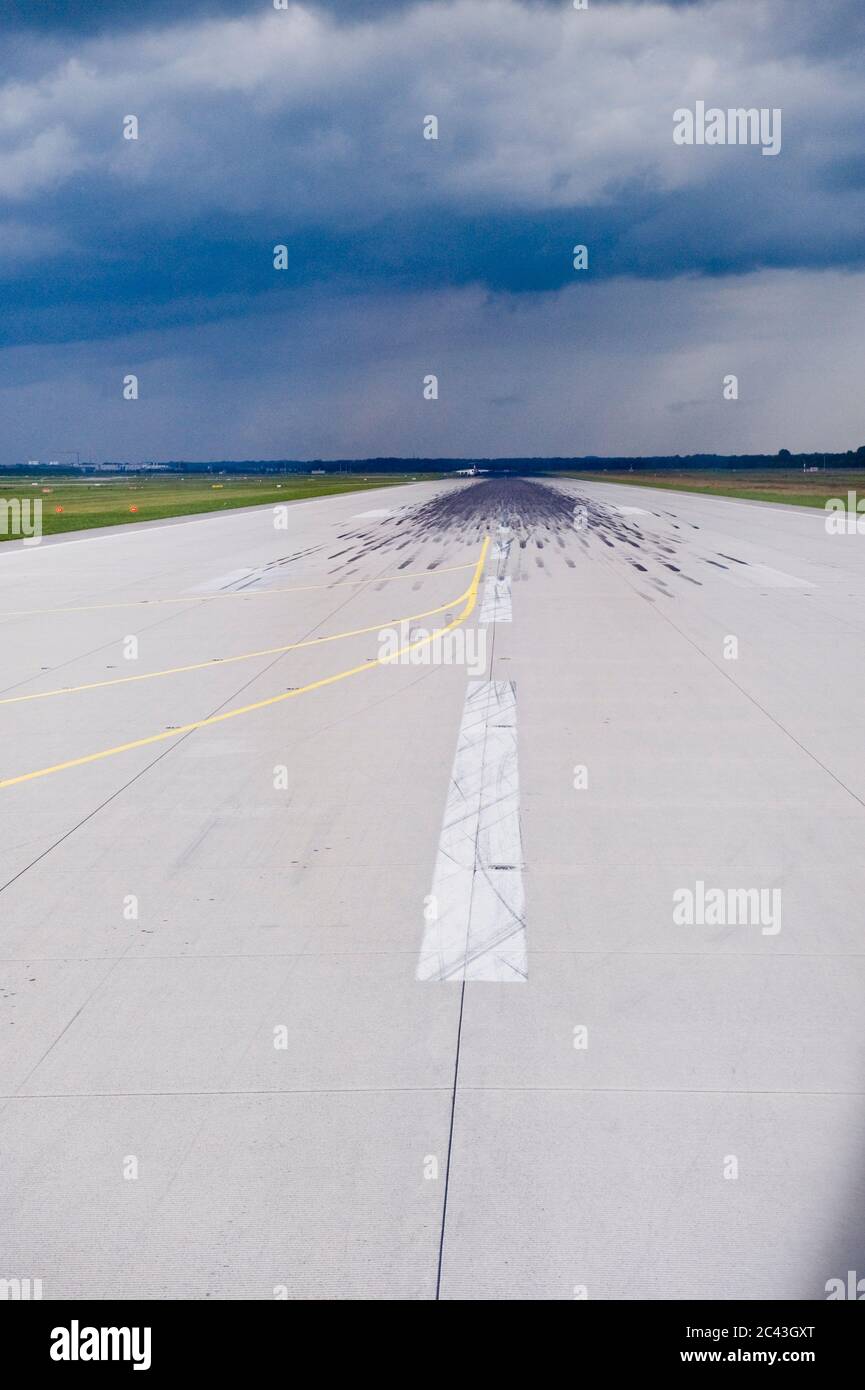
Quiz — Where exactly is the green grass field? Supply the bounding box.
[563,468,865,510]
[0,473,423,542]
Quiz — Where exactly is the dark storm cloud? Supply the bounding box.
[0,0,715,31]
[4,0,255,33]
[1,0,864,460]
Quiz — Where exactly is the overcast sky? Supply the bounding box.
[1,0,863,462]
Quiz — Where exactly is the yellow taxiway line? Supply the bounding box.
[0,587,473,707]
[0,562,475,620]
[0,538,490,790]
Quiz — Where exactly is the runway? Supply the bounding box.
[0,475,863,1300]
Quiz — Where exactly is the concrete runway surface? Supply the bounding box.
[0,476,863,1300]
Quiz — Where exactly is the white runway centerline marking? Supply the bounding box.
[480,576,512,623]
[491,525,512,563]
[417,680,526,983]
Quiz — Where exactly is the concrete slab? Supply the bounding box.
[1,475,864,1300]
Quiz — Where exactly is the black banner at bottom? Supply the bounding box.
[1,1298,859,1375]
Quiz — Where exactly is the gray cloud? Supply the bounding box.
[1,0,863,459]
[4,269,864,462]
[0,4,854,205]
